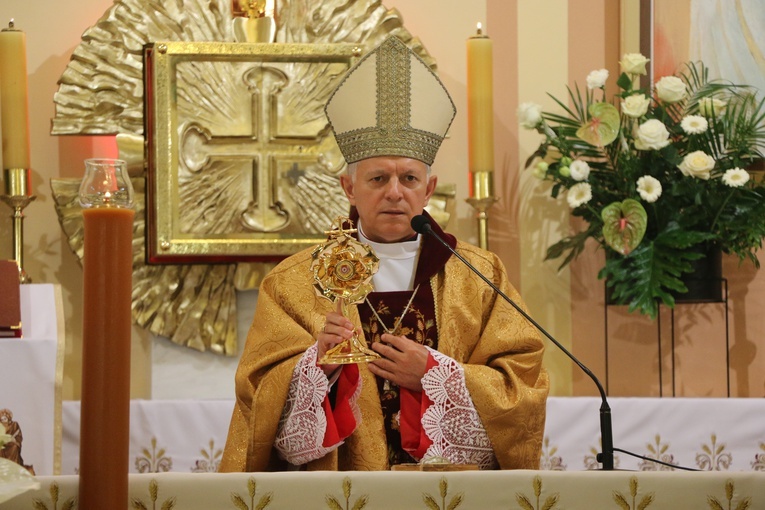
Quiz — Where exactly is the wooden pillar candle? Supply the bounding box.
[78,159,134,510]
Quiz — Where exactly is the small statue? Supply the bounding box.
[0,408,35,475]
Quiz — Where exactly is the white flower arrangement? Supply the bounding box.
[520,53,765,317]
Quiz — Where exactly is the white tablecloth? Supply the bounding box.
[0,284,64,476]
[4,469,765,510]
[60,396,765,473]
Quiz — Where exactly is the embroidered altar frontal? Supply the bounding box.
[4,470,764,509]
[57,397,765,474]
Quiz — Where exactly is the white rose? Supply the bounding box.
[517,102,543,129]
[567,182,592,208]
[678,151,715,180]
[569,160,590,181]
[620,53,650,75]
[722,167,750,187]
[586,69,609,90]
[655,76,687,103]
[636,175,662,203]
[698,97,727,118]
[621,94,651,118]
[680,115,709,135]
[633,119,670,150]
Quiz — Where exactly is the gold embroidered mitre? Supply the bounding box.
[324,36,456,165]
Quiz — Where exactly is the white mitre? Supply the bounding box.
[324,35,456,165]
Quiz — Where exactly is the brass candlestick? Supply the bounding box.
[0,168,35,283]
[466,170,498,250]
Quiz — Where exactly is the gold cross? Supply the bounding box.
[324,216,357,238]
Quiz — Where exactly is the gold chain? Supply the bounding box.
[365,284,420,336]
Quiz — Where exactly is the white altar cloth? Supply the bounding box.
[60,397,765,474]
[0,284,64,476]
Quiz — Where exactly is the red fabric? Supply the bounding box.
[399,353,439,459]
[321,364,360,447]
[320,397,340,447]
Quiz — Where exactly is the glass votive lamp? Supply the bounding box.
[78,158,134,208]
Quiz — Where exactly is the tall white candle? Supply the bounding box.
[466,22,495,174]
[0,20,31,171]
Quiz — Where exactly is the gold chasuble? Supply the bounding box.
[220,213,549,471]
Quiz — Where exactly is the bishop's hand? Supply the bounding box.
[368,334,429,392]
[317,300,355,377]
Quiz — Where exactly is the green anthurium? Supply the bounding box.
[576,102,620,147]
[601,199,648,255]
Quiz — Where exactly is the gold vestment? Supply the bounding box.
[220,240,549,471]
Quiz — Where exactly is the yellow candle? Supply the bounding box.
[0,20,31,171]
[467,22,494,174]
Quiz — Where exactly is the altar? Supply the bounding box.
[3,286,765,510]
[40,396,765,508]
[4,468,765,509]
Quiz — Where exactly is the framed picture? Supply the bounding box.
[645,0,765,90]
[143,41,361,263]
[644,0,765,172]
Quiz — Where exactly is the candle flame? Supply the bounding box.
[8,19,14,29]
[476,22,483,35]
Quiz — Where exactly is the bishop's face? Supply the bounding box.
[340,156,437,243]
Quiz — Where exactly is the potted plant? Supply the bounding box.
[518,53,765,318]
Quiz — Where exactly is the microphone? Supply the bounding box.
[411,214,615,470]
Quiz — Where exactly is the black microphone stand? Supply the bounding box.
[412,216,614,470]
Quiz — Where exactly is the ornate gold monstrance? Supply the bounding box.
[50,0,446,356]
[311,217,380,365]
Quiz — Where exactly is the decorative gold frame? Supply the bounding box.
[144,41,361,263]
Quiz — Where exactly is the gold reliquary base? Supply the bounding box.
[318,335,381,365]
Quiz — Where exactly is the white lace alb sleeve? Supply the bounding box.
[273,343,338,465]
[421,348,498,469]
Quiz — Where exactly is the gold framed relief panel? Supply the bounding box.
[144,41,361,263]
